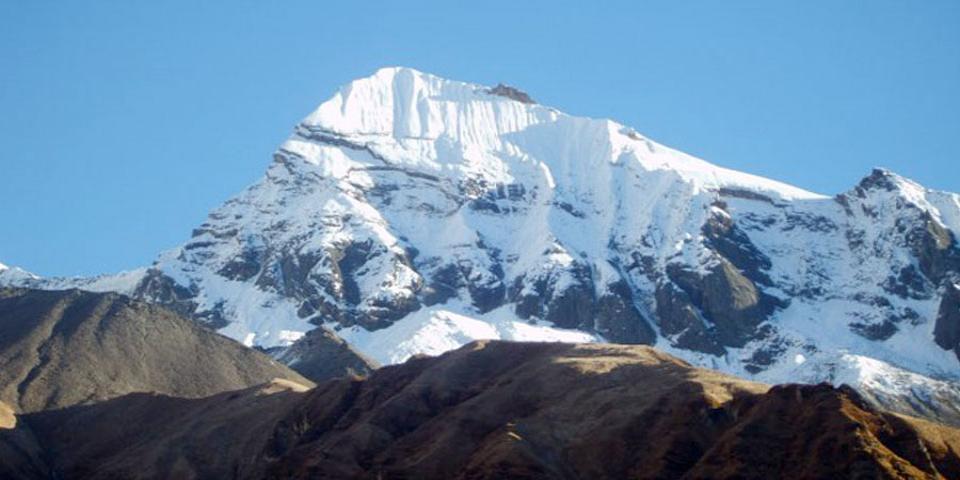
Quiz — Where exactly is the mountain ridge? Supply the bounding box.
[3,67,959,425]
[3,341,959,479]
[0,287,313,413]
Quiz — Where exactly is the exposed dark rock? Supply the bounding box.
[856,168,901,193]
[593,280,656,344]
[338,241,374,305]
[353,165,442,182]
[654,281,725,356]
[908,212,960,285]
[846,228,867,250]
[468,197,501,213]
[510,263,654,344]
[421,263,463,306]
[466,182,528,214]
[851,320,899,341]
[901,307,921,325]
[934,284,960,361]
[744,333,787,374]
[314,240,422,330]
[253,249,319,300]
[420,255,505,314]
[553,200,586,218]
[716,187,777,204]
[702,210,773,285]
[295,125,393,165]
[463,267,505,315]
[131,269,212,327]
[835,193,855,216]
[884,264,932,300]
[782,212,839,233]
[218,247,263,281]
[661,259,780,351]
[272,327,378,383]
[511,274,548,320]
[700,259,779,346]
[509,262,597,328]
[544,265,595,331]
[487,83,535,104]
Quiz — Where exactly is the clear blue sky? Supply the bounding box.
[2,1,958,277]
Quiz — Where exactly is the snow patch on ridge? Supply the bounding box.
[335,302,599,365]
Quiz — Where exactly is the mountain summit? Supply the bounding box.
[4,67,960,422]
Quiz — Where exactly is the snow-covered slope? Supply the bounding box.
[5,67,960,422]
[0,264,145,296]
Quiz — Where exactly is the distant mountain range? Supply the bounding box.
[3,67,959,425]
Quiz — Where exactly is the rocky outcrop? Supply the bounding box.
[702,206,773,285]
[270,327,378,383]
[935,284,960,361]
[910,212,960,286]
[132,268,210,326]
[657,259,780,355]
[593,280,656,344]
[700,258,779,346]
[486,83,535,104]
[420,257,506,313]
[654,281,725,355]
[511,262,655,344]
[849,169,960,301]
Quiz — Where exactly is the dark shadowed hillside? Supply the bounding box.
[0,288,312,413]
[4,341,958,479]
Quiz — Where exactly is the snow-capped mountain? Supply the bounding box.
[4,67,960,422]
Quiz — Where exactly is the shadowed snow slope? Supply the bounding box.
[4,67,960,424]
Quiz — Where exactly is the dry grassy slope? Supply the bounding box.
[0,401,13,430]
[4,341,960,479]
[0,288,312,413]
[20,380,308,480]
[266,341,960,480]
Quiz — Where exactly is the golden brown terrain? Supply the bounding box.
[3,340,959,479]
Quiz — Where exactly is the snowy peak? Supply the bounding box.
[843,167,960,236]
[5,68,960,426]
[301,66,554,142]
[856,168,913,192]
[849,167,935,209]
[292,66,823,203]
[0,262,40,284]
